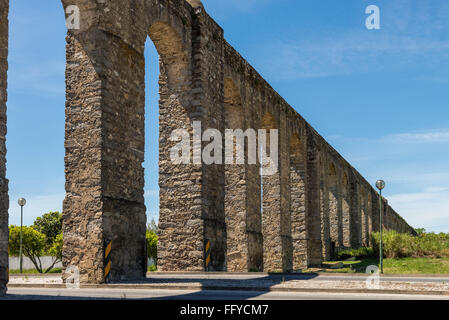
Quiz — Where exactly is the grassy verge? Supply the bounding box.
[306,257,449,275]
[9,268,62,274]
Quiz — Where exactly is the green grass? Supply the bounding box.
[306,257,449,275]
[9,267,62,274]
[147,264,157,272]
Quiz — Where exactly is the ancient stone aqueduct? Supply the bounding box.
[0,0,415,293]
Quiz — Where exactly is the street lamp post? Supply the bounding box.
[18,198,26,274]
[375,180,385,274]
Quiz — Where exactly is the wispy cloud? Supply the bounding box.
[253,1,449,80]
[383,129,449,144]
[389,187,449,233]
[261,34,449,80]
[327,128,449,232]
[8,59,65,96]
[205,0,272,13]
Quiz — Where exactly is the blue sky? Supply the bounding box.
[6,0,449,233]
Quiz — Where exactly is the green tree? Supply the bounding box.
[146,230,158,265]
[8,225,58,273]
[147,218,158,235]
[32,211,62,245]
[48,232,63,263]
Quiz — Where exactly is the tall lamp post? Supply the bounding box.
[18,198,26,274]
[375,180,385,274]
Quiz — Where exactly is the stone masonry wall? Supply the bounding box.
[0,0,8,296]
[1,0,417,289]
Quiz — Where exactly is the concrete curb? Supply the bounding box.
[7,283,449,297]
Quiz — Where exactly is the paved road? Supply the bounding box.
[144,273,449,284]
[3,287,449,300]
[10,273,449,284]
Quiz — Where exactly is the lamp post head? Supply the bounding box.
[376,180,386,191]
[18,198,26,207]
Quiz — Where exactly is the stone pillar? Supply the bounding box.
[367,193,373,246]
[319,157,331,261]
[261,113,284,272]
[306,134,322,266]
[290,134,308,270]
[328,162,341,253]
[62,27,147,283]
[371,190,380,233]
[188,6,227,271]
[350,177,362,248]
[0,0,8,297]
[279,113,292,272]
[223,79,262,272]
[361,191,368,247]
[341,171,351,248]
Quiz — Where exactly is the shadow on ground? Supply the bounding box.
[2,273,321,300]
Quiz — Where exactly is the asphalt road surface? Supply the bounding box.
[145,273,449,283]
[3,287,449,300]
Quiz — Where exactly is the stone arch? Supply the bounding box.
[60,0,216,282]
[148,22,189,90]
[289,133,308,270]
[145,21,200,273]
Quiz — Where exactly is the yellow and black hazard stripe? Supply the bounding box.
[104,240,112,282]
[205,240,211,270]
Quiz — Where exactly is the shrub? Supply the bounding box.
[146,230,158,265]
[148,264,157,272]
[371,230,449,259]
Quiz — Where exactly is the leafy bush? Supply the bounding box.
[371,230,449,259]
[8,225,60,273]
[9,211,64,273]
[146,230,158,265]
[148,264,157,272]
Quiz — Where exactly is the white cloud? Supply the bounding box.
[327,129,449,233]
[383,129,449,144]
[145,189,159,197]
[205,0,272,14]
[388,188,449,233]
[260,33,449,80]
